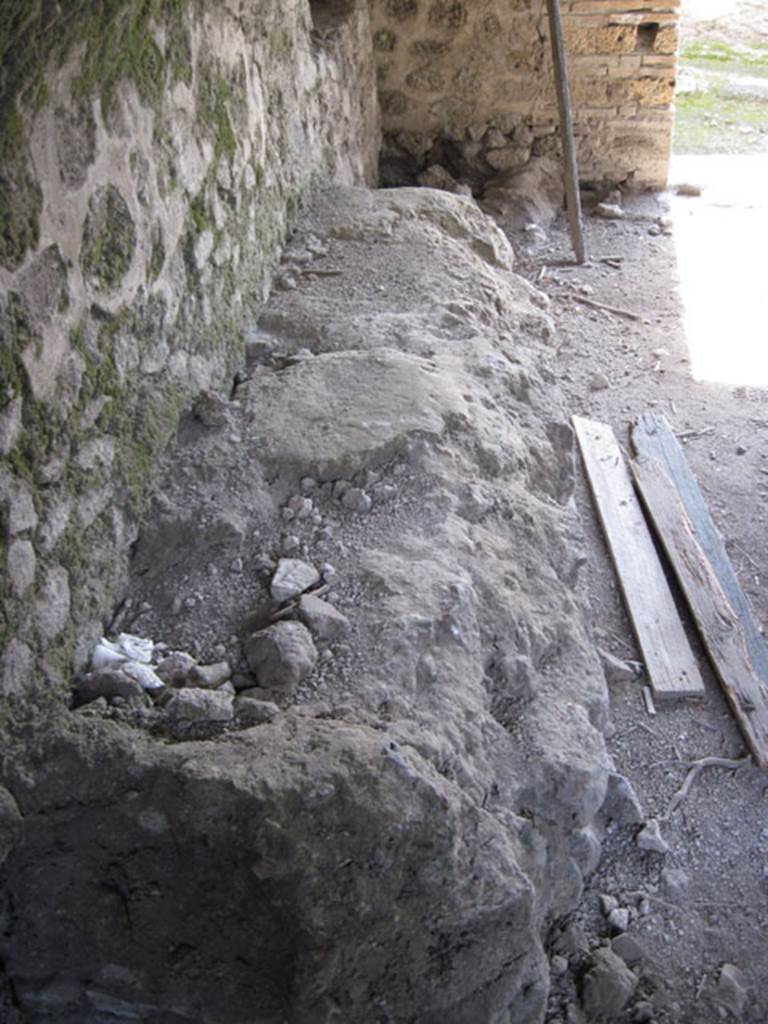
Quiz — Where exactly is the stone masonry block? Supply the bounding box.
[564,24,638,54]
[654,25,679,52]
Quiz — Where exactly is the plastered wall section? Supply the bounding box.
[370,0,678,189]
[0,0,379,702]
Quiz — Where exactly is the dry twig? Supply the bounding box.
[569,293,641,321]
[663,755,751,819]
[676,426,715,440]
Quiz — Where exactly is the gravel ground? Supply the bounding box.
[507,190,768,1023]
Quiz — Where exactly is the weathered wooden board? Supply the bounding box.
[632,411,768,691]
[573,416,705,700]
[632,454,768,767]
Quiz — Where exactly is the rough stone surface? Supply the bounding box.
[601,770,644,825]
[155,651,197,687]
[188,661,231,689]
[717,963,748,1015]
[298,595,352,641]
[481,157,566,232]
[582,947,638,1018]
[610,933,646,965]
[599,648,639,684]
[270,559,322,604]
[637,817,671,854]
[1,186,611,1024]
[234,697,281,726]
[73,670,145,707]
[245,622,319,689]
[164,688,234,724]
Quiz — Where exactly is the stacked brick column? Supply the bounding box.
[563,0,679,187]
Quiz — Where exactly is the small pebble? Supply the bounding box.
[341,487,372,514]
[608,908,630,934]
[637,818,670,855]
[600,894,619,915]
[551,955,569,977]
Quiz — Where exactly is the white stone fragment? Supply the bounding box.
[636,818,670,855]
[270,559,320,603]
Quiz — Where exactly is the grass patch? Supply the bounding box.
[681,38,768,77]
[674,85,768,153]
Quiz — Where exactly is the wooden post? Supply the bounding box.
[545,0,586,264]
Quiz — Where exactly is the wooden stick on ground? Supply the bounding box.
[663,755,751,818]
[545,0,586,264]
[570,293,641,321]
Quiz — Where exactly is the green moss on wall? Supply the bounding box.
[81,186,137,291]
[147,224,165,283]
[0,0,198,270]
[197,66,237,161]
[0,164,42,271]
[0,0,197,126]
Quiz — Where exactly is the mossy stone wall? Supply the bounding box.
[0,0,379,702]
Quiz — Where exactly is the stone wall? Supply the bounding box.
[0,0,378,702]
[370,0,677,190]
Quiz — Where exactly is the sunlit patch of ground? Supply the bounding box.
[670,153,768,386]
[674,39,768,153]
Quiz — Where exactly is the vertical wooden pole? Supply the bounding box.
[545,0,586,264]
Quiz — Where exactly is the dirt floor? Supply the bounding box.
[507,184,768,1022]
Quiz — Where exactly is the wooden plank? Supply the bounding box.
[573,416,705,699]
[632,454,768,767]
[631,411,768,691]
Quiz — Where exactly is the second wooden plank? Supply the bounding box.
[631,411,768,691]
[573,416,705,700]
[632,454,768,767]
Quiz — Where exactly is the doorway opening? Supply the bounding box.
[670,0,768,385]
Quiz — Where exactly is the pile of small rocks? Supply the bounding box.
[71,557,349,736]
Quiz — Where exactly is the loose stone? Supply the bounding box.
[600,894,619,916]
[595,202,624,220]
[551,955,569,977]
[601,772,644,825]
[607,908,630,934]
[234,697,280,726]
[582,948,638,1018]
[298,594,351,641]
[164,689,234,723]
[610,933,645,965]
[342,487,372,514]
[244,621,318,688]
[631,1001,654,1023]
[637,818,670,855]
[599,648,639,684]
[189,661,231,689]
[270,558,321,603]
[717,964,748,1016]
[74,669,145,706]
[156,651,197,686]
[193,390,229,427]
